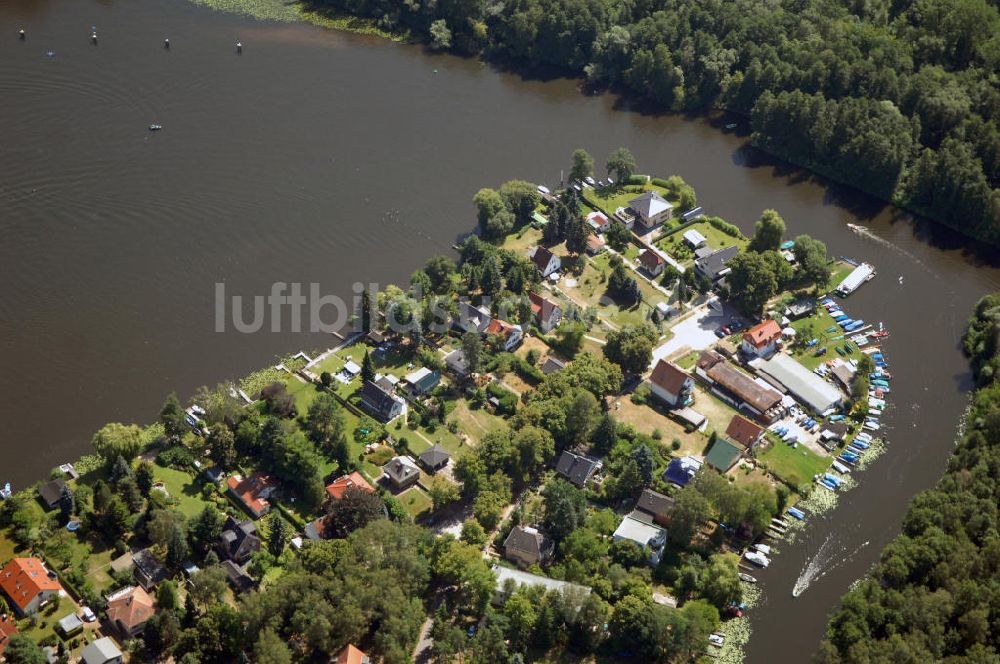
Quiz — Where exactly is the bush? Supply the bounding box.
[631,384,651,405]
[156,446,194,469]
[708,216,743,238]
[671,439,681,451]
[625,174,647,185]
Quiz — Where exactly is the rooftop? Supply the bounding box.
[649,359,690,395]
[492,565,591,597]
[326,471,375,501]
[744,319,782,349]
[705,437,744,472]
[0,557,61,611]
[725,414,764,447]
[754,353,843,413]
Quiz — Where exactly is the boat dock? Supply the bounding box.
[835,262,876,297]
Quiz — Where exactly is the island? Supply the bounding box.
[0,148,893,664]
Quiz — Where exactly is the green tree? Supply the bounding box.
[475,187,515,240]
[4,634,48,664]
[254,627,293,664]
[361,350,376,383]
[603,325,657,375]
[460,518,487,546]
[327,485,385,537]
[606,147,637,183]
[157,579,180,611]
[432,539,496,613]
[543,478,587,543]
[160,392,188,441]
[135,461,156,496]
[670,485,711,546]
[569,148,595,183]
[268,513,290,557]
[303,392,348,464]
[749,209,786,252]
[499,180,542,224]
[792,234,831,286]
[91,422,144,465]
[207,425,237,469]
[188,564,228,608]
[698,553,743,609]
[726,251,779,317]
[462,331,483,374]
[428,476,461,510]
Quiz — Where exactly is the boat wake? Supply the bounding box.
[792,535,870,597]
[846,224,934,277]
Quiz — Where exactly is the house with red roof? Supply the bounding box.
[0,613,19,659]
[528,246,561,278]
[325,471,374,501]
[334,645,371,664]
[725,414,765,449]
[741,319,782,359]
[227,472,277,519]
[106,585,155,638]
[0,557,62,615]
[586,233,607,255]
[528,292,562,333]
[649,359,694,407]
[485,319,523,352]
[638,249,665,277]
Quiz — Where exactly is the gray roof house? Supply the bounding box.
[634,489,675,526]
[132,549,168,591]
[37,478,66,510]
[359,379,405,422]
[219,515,261,564]
[382,456,420,491]
[629,191,673,229]
[694,246,740,282]
[444,349,471,376]
[418,445,451,472]
[221,560,254,593]
[402,367,441,398]
[81,637,123,664]
[454,301,493,335]
[504,526,554,568]
[555,451,602,488]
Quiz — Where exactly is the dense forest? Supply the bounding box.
[308,0,1000,245]
[817,293,1000,662]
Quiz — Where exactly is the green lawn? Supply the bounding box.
[675,351,700,370]
[583,182,674,218]
[502,226,544,256]
[152,464,213,518]
[283,377,322,414]
[759,439,831,488]
[788,305,866,370]
[656,219,748,264]
[398,487,432,519]
[559,253,660,330]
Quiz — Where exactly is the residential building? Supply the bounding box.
[637,249,665,277]
[334,645,372,664]
[663,456,702,487]
[503,526,554,568]
[629,191,674,229]
[226,472,277,518]
[634,489,675,527]
[586,233,607,255]
[418,445,451,473]
[382,456,420,491]
[56,613,83,638]
[359,379,405,422]
[37,478,66,510]
[785,298,816,320]
[105,586,155,638]
[304,515,335,541]
[0,557,62,616]
[649,359,693,407]
[586,210,611,233]
[491,565,591,604]
[485,319,523,352]
[219,515,261,564]
[528,292,563,333]
[705,438,744,473]
[696,351,784,422]
[725,414,764,449]
[132,549,169,591]
[402,367,441,398]
[221,560,254,593]
[683,229,707,248]
[694,246,739,282]
[0,614,18,660]
[614,206,636,230]
[742,319,782,359]
[555,450,602,488]
[613,515,667,565]
[528,246,562,278]
[444,349,471,376]
[326,471,375,501]
[81,638,123,664]
[752,353,844,414]
[540,357,566,375]
[80,636,125,664]
[454,301,493,335]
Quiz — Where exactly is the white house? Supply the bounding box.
[586,211,611,233]
[528,246,562,278]
[629,191,674,229]
[741,320,782,359]
[649,359,693,407]
[613,515,667,565]
[486,319,523,351]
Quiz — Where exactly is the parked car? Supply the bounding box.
[715,328,727,338]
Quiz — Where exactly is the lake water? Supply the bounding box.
[2,0,999,659]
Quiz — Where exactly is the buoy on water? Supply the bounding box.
[18,29,25,40]
[164,38,170,49]
[235,41,242,54]
[91,32,98,44]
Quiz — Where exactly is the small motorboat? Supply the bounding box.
[0,482,10,499]
[787,507,806,520]
[149,124,163,131]
[725,123,737,129]
[745,550,770,567]
[738,573,758,584]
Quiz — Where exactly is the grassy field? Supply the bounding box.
[787,305,867,370]
[502,226,544,256]
[656,219,747,264]
[675,351,700,370]
[612,397,709,458]
[759,439,831,488]
[152,464,214,518]
[583,182,674,217]
[283,377,322,414]
[558,253,660,330]
[398,486,432,519]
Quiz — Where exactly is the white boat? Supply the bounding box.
[0,483,10,499]
[149,124,163,131]
[745,550,770,567]
[754,544,771,555]
[738,573,758,584]
[536,185,550,195]
[709,633,726,647]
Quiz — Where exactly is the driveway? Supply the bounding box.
[652,298,741,365]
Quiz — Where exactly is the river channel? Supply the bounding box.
[2,0,999,660]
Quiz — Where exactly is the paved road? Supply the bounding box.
[651,297,740,365]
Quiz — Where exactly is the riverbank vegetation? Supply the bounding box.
[818,292,1000,662]
[302,0,1000,245]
